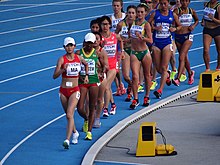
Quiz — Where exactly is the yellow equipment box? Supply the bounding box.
[197,70,220,102]
[136,122,156,157]
[155,144,175,155]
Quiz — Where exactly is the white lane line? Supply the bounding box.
[0,28,89,49]
[0,0,78,13]
[0,113,66,164]
[0,48,63,64]
[0,32,203,63]
[0,14,107,35]
[0,4,111,23]
[95,160,149,165]
[0,42,80,64]
[0,44,215,85]
[0,57,216,112]
[0,66,55,84]
[0,86,59,111]
[1,2,110,7]
[0,0,136,23]
[0,60,216,163]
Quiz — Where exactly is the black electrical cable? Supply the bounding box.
[106,143,136,155]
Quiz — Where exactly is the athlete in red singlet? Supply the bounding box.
[53,37,88,149]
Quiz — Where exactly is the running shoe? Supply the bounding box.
[170,70,177,80]
[115,87,121,96]
[138,85,144,93]
[83,120,88,133]
[216,68,220,71]
[180,74,187,82]
[125,94,132,102]
[120,83,126,95]
[205,68,210,72]
[93,118,101,128]
[103,108,109,117]
[72,130,79,144]
[166,71,171,86]
[172,78,180,86]
[63,139,70,149]
[110,103,117,115]
[130,99,139,110]
[188,70,195,85]
[150,81,158,90]
[143,97,150,107]
[85,131,92,140]
[127,85,132,94]
[153,90,162,99]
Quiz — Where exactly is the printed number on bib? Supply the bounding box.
[170,44,173,52]
[189,34,194,42]
[76,91,80,100]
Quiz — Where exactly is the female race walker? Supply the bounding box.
[172,0,199,86]
[98,15,120,116]
[115,5,137,102]
[53,37,88,149]
[93,31,109,128]
[129,3,153,109]
[76,33,104,140]
[148,0,181,99]
[202,0,220,71]
[111,0,127,96]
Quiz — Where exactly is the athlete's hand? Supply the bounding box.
[188,25,194,31]
[63,63,68,70]
[169,26,176,32]
[155,25,162,31]
[208,13,214,20]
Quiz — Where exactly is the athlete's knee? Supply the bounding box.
[132,74,139,82]
[66,112,73,120]
[97,98,103,104]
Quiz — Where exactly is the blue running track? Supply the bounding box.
[0,0,218,164]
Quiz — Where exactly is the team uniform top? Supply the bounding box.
[152,9,174,44]
[120,20,130,38]
[61,54,81,78]
[78,48,99,84]
[203,2,220,22]
[129,20,147,39]
[178,7,193,27]
[102,32,118,70]
[111,13,126,32]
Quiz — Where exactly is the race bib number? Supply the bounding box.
[66,82,73,87]
[76,91,80,100]
[189,34,194,42]
[104,44,117,57]
[179,14,193,27]
[155,23,170,38]
[66,63,81,76]
[81,59,96,75]
[170,43,173,52]
[130,25,143,38]
[120,26,129,38]
[203,7,216,21]
[116,61,119,70]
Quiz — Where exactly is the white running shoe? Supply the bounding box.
[109,104,116,115]
[93,118,101,128]
[72,130,79,144]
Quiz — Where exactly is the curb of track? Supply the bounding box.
[81,86,198,165]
